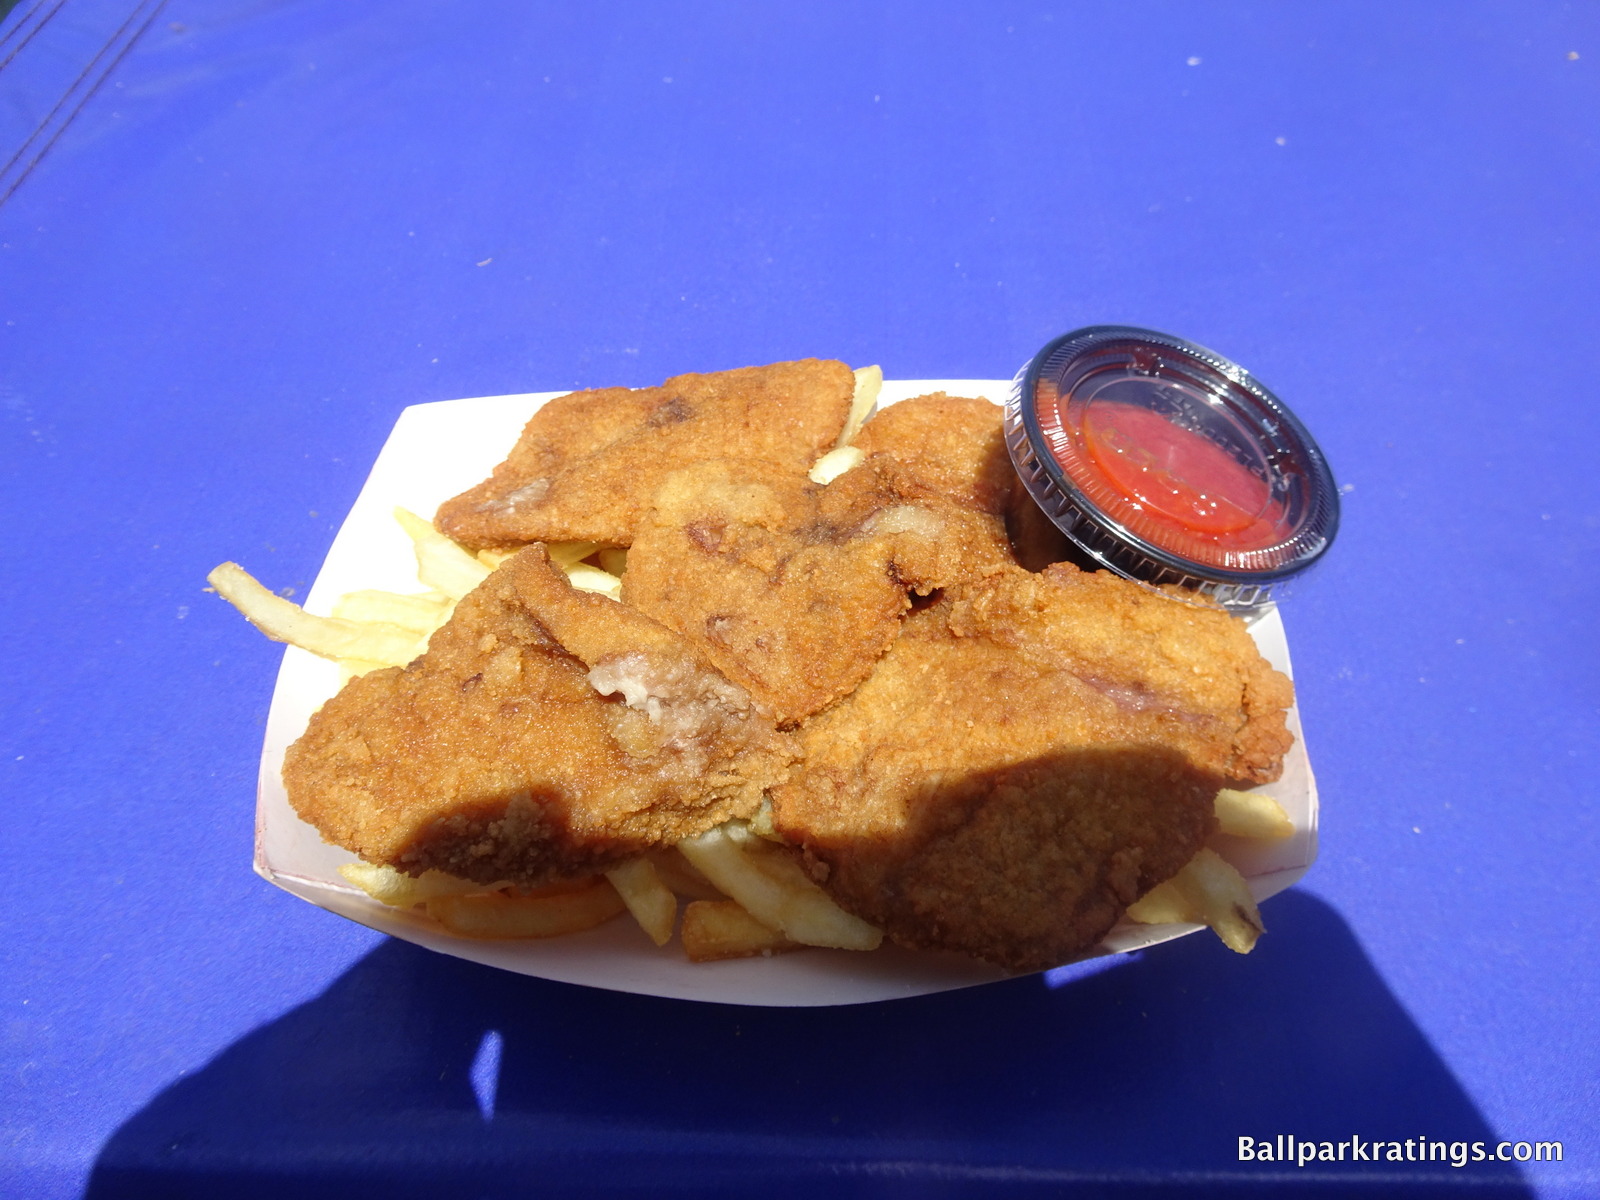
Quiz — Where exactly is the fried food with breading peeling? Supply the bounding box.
[845,389,1089,575]
[852,392,1024,577]
[435,360,855,549]
[837,439,1019,595]
[770,562,1294,971]
[284,546,794,887]
[620,457,1013,724]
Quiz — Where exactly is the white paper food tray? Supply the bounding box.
[254,379,1319,1007]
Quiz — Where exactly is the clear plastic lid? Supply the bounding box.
[1005,326,1339,610]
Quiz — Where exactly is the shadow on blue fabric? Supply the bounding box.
[85,890,1529,1199]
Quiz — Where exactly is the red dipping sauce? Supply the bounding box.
[1068,401,1288,557]
[1006,327,1339,609]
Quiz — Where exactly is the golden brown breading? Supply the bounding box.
[852,392,1024,578]
[852,392,1015,517]
[862,450,1019,595]
[850,389,1084,574]
[435,360,855,549]
[940,565,1295,785]
[284,546,794,887]
[619,457,1013,725]
[771,562,1294,971]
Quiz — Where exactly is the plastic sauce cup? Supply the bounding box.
[1005,326,1339,611]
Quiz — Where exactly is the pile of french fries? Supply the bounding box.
[210,366,1295,964]
[332,819,880,961]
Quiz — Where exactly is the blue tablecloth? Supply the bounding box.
[3,2,1595,1196]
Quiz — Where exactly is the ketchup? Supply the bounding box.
[1059,402,1286,555]
[1010,326,1338,602]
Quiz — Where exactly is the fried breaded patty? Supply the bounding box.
[852,392,1026,578]
[851,389,1080,573]
[435,359,855,549]
[771,563,1294,971]
[619,457,1013,725]
[284,546,794,886]
[852,392,1014,517]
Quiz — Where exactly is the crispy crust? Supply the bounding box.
[620,456,1013,725]
[284,547,794,886]
[852,392,1015,517]
[850,391,1085,575]
[771,563,1294,971]
[435,360,854,548]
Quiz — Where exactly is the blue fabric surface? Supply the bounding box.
[2,2,1595,1196]
[0,0,163,203]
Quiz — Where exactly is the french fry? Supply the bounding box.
[677,825,882,951]
[808,445,866,485]
[339,861,494,908]
[681,899,797,962]
[331,588,453,634]
[604,858,678,946]
[646,847,726,901]
[597,547,628,577]
[426,879,625,939]
[1124,878,1191,926]
[208,563,425,665]
[546,540,602,568]
[1214,788,1294,840]
[837,364,882,447]
[562,562,623,600]
[393,507,492,600]
[1125,848,1265,954]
